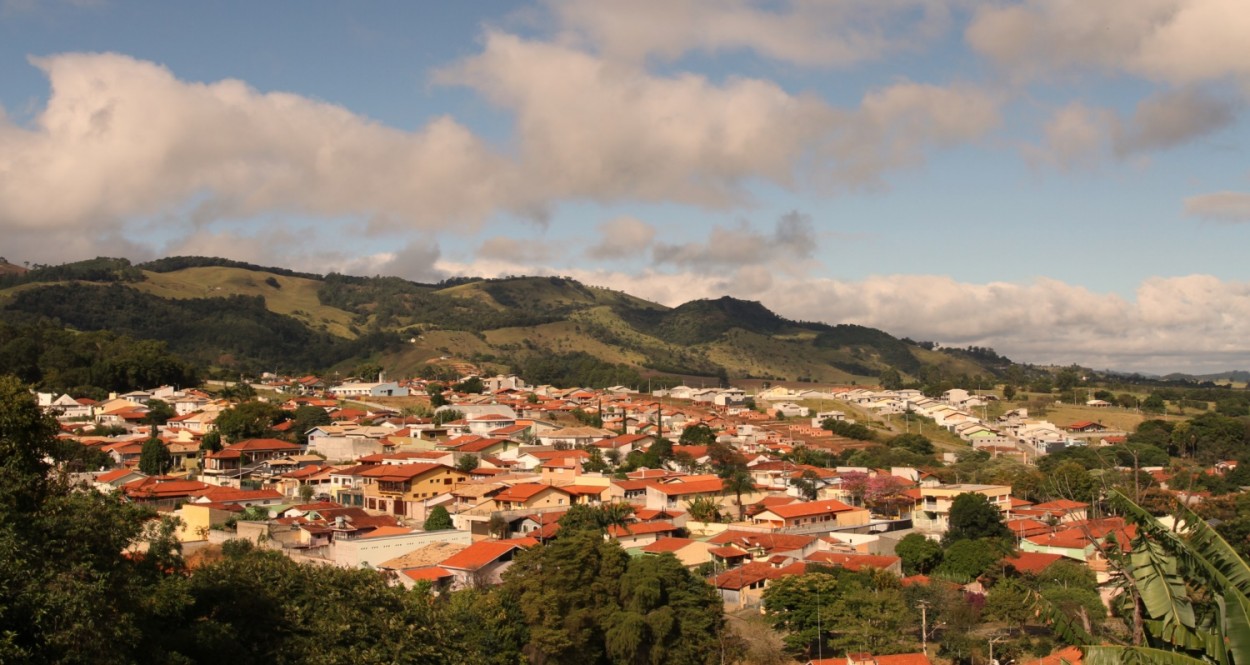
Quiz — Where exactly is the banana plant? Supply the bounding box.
[1078,490,1250,665]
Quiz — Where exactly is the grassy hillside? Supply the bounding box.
[0,256,1015,386]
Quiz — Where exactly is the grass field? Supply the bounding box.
[136,267,359,337]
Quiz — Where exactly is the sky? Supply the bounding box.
[2,0,1250,375]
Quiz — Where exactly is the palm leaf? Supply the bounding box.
[1083,645,1214,665]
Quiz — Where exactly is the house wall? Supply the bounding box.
[334,529,472,568]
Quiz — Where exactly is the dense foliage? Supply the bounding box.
[2,283,403,374]
[0,320,197,396]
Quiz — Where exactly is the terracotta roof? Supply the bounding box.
[758,498,858,519]
[641,537,700,554]
[1003,551,1065,575]
[709,530,815,554]
[96,468,142,483]
[1023,646,1083,665]
[607,521,678,538]
[1030,499,1090,511]
[805,552,900,572]
[402,566,454,582]
[494,483,567,503]
[439,539,536,571]
[650,478,724,496]
[359,463,451,482]
[708,546,751,559]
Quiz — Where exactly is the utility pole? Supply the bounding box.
[918,599,930,656]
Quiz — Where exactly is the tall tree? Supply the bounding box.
[138,436,171,475]
[423,505,454,531]
[944,492,1010,545]
[214,400,283,442]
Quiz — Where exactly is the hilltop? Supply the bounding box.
[0,255,1009,386]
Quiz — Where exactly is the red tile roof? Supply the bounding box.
[641,537,700,554]
[439,539,535,571]
[758,498,858,519]
[805,552,901,572]
[607,521,678,538]
[494,483,568,503]
[1002,551,1065,575]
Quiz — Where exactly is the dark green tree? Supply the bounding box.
[943,492,1010,545]
[423,505,454,531]
[887,433,934,455]
[936,539,1002,581]
[456,454,480,474]
[895,533,944,575]
[679,423,718,446]
[214,400,283,442]
[290,405,331,445]
[138,436,172,475]
[142,399,175,426]
[199,429,223,454]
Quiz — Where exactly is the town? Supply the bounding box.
[24,367,1247,665]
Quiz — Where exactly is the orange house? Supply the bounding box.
[360,463,470,520]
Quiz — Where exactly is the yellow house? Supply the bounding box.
[912,483,1012,534]
[360,463,470,519]
[489,482,573,512]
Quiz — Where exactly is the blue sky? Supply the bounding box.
[2,0,1249,374]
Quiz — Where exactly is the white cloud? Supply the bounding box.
[0,53,527,235]
[1027,89,1238,168]
[1113,87,1238,155]
[968,0,1250,87]
[1184,191,1250,222]
[1,46,1000,254]
[548,0,953,67]
[652,211,816,269]
[586,216,656,260]
[477,236,552,264]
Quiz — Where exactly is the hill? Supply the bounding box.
[0,255,1017,388]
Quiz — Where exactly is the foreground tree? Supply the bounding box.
[423,506,454,531]
[944,492,1010,545]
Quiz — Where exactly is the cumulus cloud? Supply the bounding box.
[1,46,1000,256]
[1184,191,1250,222]
[0,52,526,235]
[1027,89,1238,167]
[968,0,1250,86]
[652,211,816,269]
[586,216,656,260]
[548,0,952,67]
[476,236,552,264]
[1113,87,1238,155]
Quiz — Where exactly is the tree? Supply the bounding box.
[432,408,463,426]
[763,572,842,656]
[679,423,717,446]
[722,468,754,522]
[455,376,485,394]
[456,454,479,474]
[879,368,903,390]
[427,383,448,408]
[937,539,1002,581]
[684,496,721,523]
[290,405,331,445]
[1044,461,1098,503]
[985,577,1034,631]
[887,433,934,455]
[214,400,282,442]
[895,533,943,575]
[423,506,454,531]
[298,483,314,503]
[792,469,821,501]
[142,399,175,426]
[1003,384,1017,401]
[826,585,916,656]
[1141,393,1166,414]
[944,492,1010,545]
[138,436,172,475]
[0,375,181,663]
[199,429,222,454]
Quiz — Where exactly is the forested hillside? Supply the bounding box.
[0,256,1022,393]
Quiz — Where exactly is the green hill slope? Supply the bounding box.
[0,256,1014,388]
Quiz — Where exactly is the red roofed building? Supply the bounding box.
[439,538,538,588]
[359,463,469,520]
[203,438,304,478]
[805,551,902,575]
[123,477,212,509]
[1002,551,1065,576]
[708,530,819,560]
[640,537,713,568]
[752,498,871,530]
[606,520,680,547]
[490,483,573,511]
